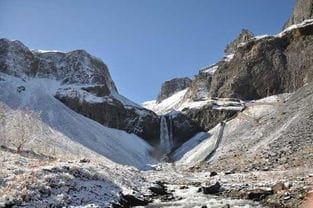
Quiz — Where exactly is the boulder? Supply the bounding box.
[247,189,273,201]
[201,182,221,195]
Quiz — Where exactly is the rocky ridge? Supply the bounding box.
[283,0,313,29]
[224,29,254,55]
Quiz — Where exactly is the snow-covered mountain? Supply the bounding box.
[0,42,159,207]
[0,38,161,145]
[1,0,313,207]
[0,73,156,170]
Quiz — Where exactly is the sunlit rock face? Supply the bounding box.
[224,29,254,55]
[157,77,192,103]
[210,23,313,100]
[283,0,313,30]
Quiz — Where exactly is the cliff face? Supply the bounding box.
[157,77,192,103]
[0,38,160,144]
[283,0,313,29]
[148,1,313,144]
[224,29,254,55]
[0,39,117,88]
[210,23,313,100]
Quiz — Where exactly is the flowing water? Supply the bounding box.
[160,115,174,154]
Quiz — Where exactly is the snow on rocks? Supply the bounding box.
[0,73,156,170]
[143,89,245,115]
[0,147,151,208]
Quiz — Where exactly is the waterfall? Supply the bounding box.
[160,115,174,154]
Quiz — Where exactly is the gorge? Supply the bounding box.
[1,0,313,207]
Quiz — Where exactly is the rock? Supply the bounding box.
[201,182,221,195]
[170,112,204,147]
[210,171,218,177]
[149,182,167,196]
[283,0,313,30]
[272,182,287,193]
[118,194,149,207]
[160,194,174,202]
[210,23,313,100]
[55,93,161,145]
[156,77,192,103]
[183,104,237,131]
[225,170,235,175]
[224,29,254,55]
[283,192,291,200]
[79,158,90,163]
[179,185,188,189]
[17,86,25,93]
[247,189,273,201]
[185,69,213,101]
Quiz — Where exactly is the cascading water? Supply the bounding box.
[160,115,174,155]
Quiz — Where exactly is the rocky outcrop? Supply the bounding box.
[184,65,216,101]
[210,22,313,100]
[182,104,237,131]
[170,113,203,148]
[0,39,117,88]
[224,29,254,55]
[55,92,161,145]
[157,77,191,103]
[283,0,313,29]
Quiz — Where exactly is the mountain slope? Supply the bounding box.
[0,73,156,170]
[175,82,313,172]
[0,38,160,144]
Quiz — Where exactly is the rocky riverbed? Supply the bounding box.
[140,163,313,208]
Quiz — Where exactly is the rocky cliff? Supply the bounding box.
[210,22,313,100]
[0,38,160,144]
[283,0,313,29]
[224,29,254,55]
[148,3,313,148]
[156,77,191,103]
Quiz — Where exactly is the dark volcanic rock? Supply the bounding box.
[113,194,149,207]
[283,0,313,30]
[182,104,237,131]
[224,29,254,55]
[55,93,160,145]
[157,77,192,103]
[201,182,221,195]
[247,190,273,201]
[210,23,313,100]
[149,184,167,196]
[170,113,204,148]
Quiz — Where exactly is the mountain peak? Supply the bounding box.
[0,38,117,91]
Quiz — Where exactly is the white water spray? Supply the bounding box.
[160,115,174,154]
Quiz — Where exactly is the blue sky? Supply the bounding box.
[0,0,295,103]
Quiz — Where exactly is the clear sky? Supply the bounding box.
[0,0,295,103]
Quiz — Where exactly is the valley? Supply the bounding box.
[1,0,313,207]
